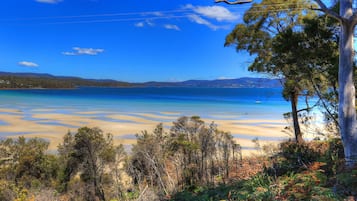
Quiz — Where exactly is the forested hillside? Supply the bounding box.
[0,72,281,89]
[0,72,136,88]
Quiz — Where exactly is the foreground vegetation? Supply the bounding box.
[0,116,356,200]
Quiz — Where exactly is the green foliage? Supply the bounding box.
[319,138,344,177]
[229,173,275,201]
[0,180,29,201]
[225,0,321,144]
[277,171,335,201]
[57,127,123,201]
[127,123,170,193]
[280,141,320,162]
[168,116,237,186]
[0,137,60,200]
[171,171,339,201]
[265,141,320,176]
[336,168,357,197]
[225,0,314,72]
[171,183,238,201]
[0,137,59,189]
[265,139,344,180]
[127,116,241,199]
[172,141,342,201]
[225,0,341,142]
[171,139,344,201]
[0,124,353,200]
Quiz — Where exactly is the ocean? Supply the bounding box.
[0,87,290,120]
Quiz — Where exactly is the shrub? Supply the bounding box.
[335,168,357,197]
[278,170,338,201]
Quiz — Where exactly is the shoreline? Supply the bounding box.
[0,108,299,156]
[0,85,284,90]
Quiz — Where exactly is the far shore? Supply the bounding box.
[0,87,75,90]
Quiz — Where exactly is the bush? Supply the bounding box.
[335,168,357,197]
[229,173,275,201]
[277,170,338,201]
[319,138,344,177]
[0,180,30,201]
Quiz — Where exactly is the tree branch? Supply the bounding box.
[215,0,252,5]
[351,12,357,26]
[312,0,342,22]
[310,78,340,129]
[296,107,313,113]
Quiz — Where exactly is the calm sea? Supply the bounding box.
[0,87,290,120]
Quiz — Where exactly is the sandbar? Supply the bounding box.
[0,110,305,156]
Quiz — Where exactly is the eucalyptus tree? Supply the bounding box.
[128,123,173,196]
[169,116,235,186]
[58,127,117,201]
[223,0,315,143]
[271,16,340,134]
[268,28,315,143]
[297,16,340,130]
[217,0,357,166]
[313,0,357,167]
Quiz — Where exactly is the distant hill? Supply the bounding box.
[0,72,282,89]
[143,77,282,88]
[0,72,136,89]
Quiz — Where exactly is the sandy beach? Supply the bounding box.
[0,107,301,156]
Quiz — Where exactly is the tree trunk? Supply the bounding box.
[94,176,105,201]
[291,91,304,143]
[339,15,357,166]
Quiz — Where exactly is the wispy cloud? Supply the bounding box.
[135,22,145,27]
[35,0,63,4]
[187,14,219,30]
[62,47,104,56]
[147,11,164,17]
[18,61,39,67]
[146,19,155,27]
[185,4,238,21]
[164,24,180,31]
[134,19,155,28]
[131,5,237,31]
[184,4,238,30]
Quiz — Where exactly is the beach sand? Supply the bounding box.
[0,108,310,156]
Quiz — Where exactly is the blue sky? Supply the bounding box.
[0,0,261,82]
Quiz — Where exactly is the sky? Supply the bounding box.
[0,0,263,82]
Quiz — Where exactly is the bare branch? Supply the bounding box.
[215,0,252,5]
[296,107,312,113]
[312,0,342,21]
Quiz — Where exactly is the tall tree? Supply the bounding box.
[314,0,357,167]
[270,16,340,137]
[223,0,314,143]
[217,0,357,166]
[128,123,173,195]
[296,16,340,130]
[269,28,315,143]
[58,127,117,201]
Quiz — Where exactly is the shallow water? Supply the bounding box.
[0,87,290,120]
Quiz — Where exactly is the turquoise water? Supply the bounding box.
[0,87,290,120]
